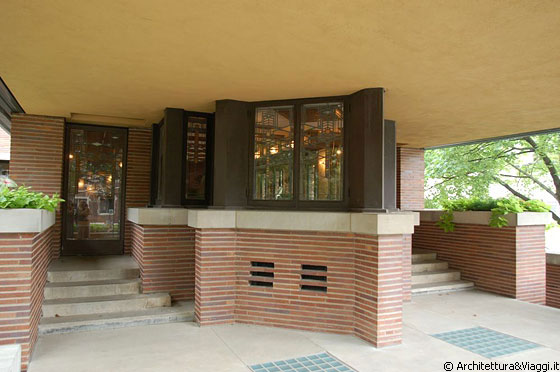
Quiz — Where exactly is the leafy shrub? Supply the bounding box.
[0,179,63,212]
[437,197,550,232]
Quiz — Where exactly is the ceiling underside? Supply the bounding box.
[1,0,559,148]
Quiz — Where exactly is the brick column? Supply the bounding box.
[130,223,195,301]
[0,127,9,161]
[0,224,53,371]
[124,128,152,254]
[194,229,237,325]
[397,147,424,210]
[354,234,404,347]
[9,114,65,258]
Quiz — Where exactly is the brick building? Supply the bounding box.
[0,2,558,370]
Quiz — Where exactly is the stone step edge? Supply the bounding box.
[411,280,475,295]
[45,278,141,288]
[39,304,194,335]
[42,292,168,306]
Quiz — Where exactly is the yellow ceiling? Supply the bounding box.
[1,0,559,148]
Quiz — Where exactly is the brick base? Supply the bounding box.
[195,228,407,347]
[547,263,560,309]
[9,114,64,258]
[413,222,546,304]
[130,224,195,301]
[0,227,53,371]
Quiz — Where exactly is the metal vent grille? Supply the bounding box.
[300,264,327,292]
[249,261,274,287]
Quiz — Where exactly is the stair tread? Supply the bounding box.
[43,292,169,306]
[46,278,140,288]
[412,269,461,276]
[412,280,474,290]
[412,259,446,265]
[40,301,193,325]
[412,249,437,255]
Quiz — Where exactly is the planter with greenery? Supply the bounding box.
[0,177,63,233]
[419,197,552,232]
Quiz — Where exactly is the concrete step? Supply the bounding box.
[412,260,448,273]
[47,268,140,283]
[412,280,475,295]
[411,269,461,285]
[42,293,171,317]
[39,301,194,335]
[411,249,437,263]
[44,279,141,300]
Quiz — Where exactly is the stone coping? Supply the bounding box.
[547,253,560,266]
[127,208,418,235]
[0,209,55,233]
[418,210,552,227]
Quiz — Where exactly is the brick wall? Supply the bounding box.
[396,147,424,210]
[402,234,412,302]
[413,221,546,304]
[547,262,560,309]
[9,114,65,258]
[0,127,10,160]
[195,228,407,347]
[0,227,53,371]
[124,128,152,254]
[131,224,195,301]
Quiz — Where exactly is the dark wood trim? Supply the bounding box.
[61,123,128,256]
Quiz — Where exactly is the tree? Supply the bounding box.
[425,132,560,223]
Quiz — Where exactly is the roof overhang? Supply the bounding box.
[1,1,559,148]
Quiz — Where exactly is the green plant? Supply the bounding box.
[437,197,551,232]
[0,186,63,212]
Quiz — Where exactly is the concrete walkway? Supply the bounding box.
[28,290,560,372]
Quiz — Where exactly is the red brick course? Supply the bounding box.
[413,221,546,304]
[547,262,560,309]
[131,224,195,301]
[195,228,407,347]
[9,114,64,259]
[0,227,53,371]
[396,147,424,210]
[124,128,152,254]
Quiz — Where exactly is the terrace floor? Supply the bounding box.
[28,290,560,372]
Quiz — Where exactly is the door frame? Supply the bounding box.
[61,122,129,256]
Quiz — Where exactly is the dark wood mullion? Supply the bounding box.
[293,102,301,208]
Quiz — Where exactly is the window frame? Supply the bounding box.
[248,95,349,210]
[181,110,214,207]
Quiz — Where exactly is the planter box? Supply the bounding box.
[0,209,55,233]
[419,210,552,227]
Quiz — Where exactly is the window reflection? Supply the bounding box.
[185,116,207,200]
[300,103,344,201]
[66,127,124,240]
[253,106,294,200]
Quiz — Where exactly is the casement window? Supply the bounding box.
[250,99,345,207]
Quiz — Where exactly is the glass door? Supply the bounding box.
[62,124,127,255]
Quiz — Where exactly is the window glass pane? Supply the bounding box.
[65,127,125,241]
[300,102,344,201]
[254,106,294,200]
[185,116,207,200]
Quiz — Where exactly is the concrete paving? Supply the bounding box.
[28,290,560,372]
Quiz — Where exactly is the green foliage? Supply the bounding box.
[436,197,550,232]
[425,132,560,224]
[0,186,64,212]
